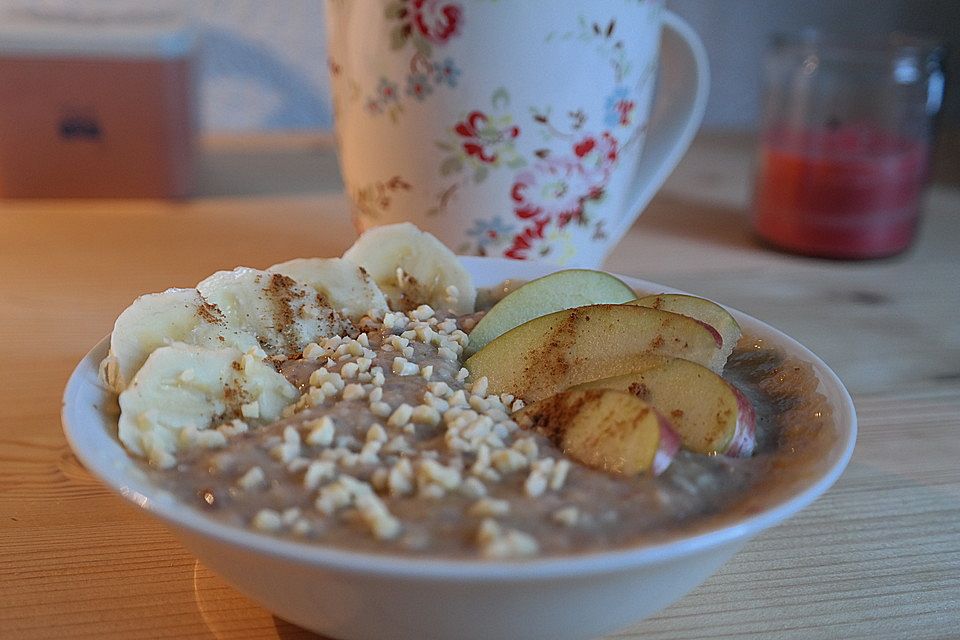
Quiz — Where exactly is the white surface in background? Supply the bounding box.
[0,0,953,132]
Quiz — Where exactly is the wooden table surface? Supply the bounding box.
[2,133,958,639]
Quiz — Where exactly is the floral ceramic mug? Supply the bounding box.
[326,0,708,267]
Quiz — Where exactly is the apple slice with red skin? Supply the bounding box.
[571,354,756,457]
[628,294,741,365]
[514,389,680,476]
[464,304,725,403]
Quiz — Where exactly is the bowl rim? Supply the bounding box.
[62,257,857,581]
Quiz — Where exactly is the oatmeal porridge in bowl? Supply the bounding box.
[62,224,856,640]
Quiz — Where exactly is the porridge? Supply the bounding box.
[102,224,835,559]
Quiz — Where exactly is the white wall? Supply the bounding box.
[667,0,958,130]
[668,0,899,130]
[3,1,956,132]
[188,0,332,131]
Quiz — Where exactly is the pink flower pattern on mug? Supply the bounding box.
[406,73,434,100]
[455,111,520,165]
[510,157,596,223]
[504,217,549,260]
[574,132,619,186]
[359,1,464,119]
[335,6,664,263]
[433,58,461,87]
[385,0,463,53]
[604,86,636,127]
[436,102,526,185]
[352,176,413,223]
[410,0,463,45]
[504,218,575,262]
[443,92,627,258]
[462,215,516,255]
[366,78,401,115]
[507,131,617,232]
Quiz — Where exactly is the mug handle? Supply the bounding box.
[605,10,710,248]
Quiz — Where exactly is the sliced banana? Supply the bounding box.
[118,343,299,468]
[268,257,388,321]
[342,222,476,315]
[197,267,354,356]
[99,288,263,393]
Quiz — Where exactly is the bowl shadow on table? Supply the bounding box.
[272,617,328,640]
[635,193,761,252]
[192,559,332,639]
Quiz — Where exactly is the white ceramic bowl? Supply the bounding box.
[62,258,857,640]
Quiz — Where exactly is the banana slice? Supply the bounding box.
[99,288,263,393]
[197,267,354,356]
[118,343,299,468]
[342,223,476,315]
[268,257,389,321]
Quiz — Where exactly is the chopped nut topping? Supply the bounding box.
[476,519,539,558]
[460,476,487,499]
[366,423,387,443]
[359,440,382,464]
[411,304,435,321]
[470,376,489,397]
[417,459,462,493]
[410,404,441,427]
[524,471,548,497]
[281,507,301,526]
[216,419,249,438]
[291,518,313,537]
[388,458,414,496]
[468,497,510,517]
[550,459,572,491]
[491,448,528,474]
[370,401,392,418]
[303,460,335,490]
[240,401,260,419]
[356,494,401,540]
[252,509,283,532]
[142,278,633,559]
[302,342,324,361]
[342,383,366,400]
[305,416,335,447]
[387,403,414,427]
[552,506,580,527]
[237,466,266,490]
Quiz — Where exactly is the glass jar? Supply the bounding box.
[751,30,946,259]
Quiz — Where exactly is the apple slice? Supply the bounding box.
[629,294,741,364]
[570,355,756,457]
[464,304,724,402]
[514,389,680,475]
[464,269,636,356]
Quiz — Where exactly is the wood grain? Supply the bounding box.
[630,386,960,640]
[1,133,957,639]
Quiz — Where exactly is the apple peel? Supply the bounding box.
[629,294,741,366]
[724,385,757,458]
[466,304,725,403]
[570,355,757,457]
[515,389,679,476]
